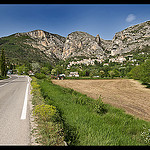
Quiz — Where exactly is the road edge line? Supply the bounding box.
[21,76,29,120]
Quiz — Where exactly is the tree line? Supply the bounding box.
[1,47,150,83]
[128,59,150,83]
[0,49,53,78]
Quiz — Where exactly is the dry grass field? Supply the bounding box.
[52,79,150,121]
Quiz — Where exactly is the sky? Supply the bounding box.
[0,4,150,40]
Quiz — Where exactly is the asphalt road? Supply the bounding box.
[0,75,31,145]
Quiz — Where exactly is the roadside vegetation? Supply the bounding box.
[34,77,150,146]
[31,77,65,145]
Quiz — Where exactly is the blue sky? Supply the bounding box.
[0,4,150,40]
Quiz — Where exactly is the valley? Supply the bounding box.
[1,5,150,146]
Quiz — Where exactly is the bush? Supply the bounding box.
[31,77,65,145]
[129,59,150,83]
[31,77,44,105]
[94,97,108,114]
[35,73,46,79]
[33,104,56,122]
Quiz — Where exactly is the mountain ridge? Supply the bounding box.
[1,20,150,66]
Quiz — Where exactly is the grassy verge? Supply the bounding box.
[38,78,150,146]
[31,77,65,145]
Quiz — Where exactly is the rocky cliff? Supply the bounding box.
[17,30,66,60]
[17,20,150,62]
[17,30,107,61]
[111,20,150,56]
[2,20,150,65]
[62,31,105,59]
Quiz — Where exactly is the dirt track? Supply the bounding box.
[52,79,150,121]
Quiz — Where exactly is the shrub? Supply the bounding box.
[31,77,44,105]
[129,59,150,83]
[31,77,65,145]
[35,73,46,79]
[33,104,56,122]
[94,97,108,114]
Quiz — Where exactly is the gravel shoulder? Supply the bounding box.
[52,79,150,121]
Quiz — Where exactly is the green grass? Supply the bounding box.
[39,79,150,146]
[31,77,65,145]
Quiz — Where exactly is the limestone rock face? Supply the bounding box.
[62,31,104,59]
[14,20,150,63]
[95,34,101,46]
[110,20,150,56]
[19,30,66,60]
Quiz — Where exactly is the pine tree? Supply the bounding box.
[0,49,6,77]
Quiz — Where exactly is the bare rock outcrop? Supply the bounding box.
[62,31,104,59]
[111,20,150,56]
[14,20,150,63]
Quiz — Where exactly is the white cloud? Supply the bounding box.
[126,14,136,22]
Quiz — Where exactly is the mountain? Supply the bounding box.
[20,30,66,60]
[62,31,105,59]
[1,20,150,66]
[0,30,65,66]
[111,20,150,56]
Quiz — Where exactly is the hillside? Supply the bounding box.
[1,20,150,66]
[111,20,150,56]
[20,30,66,60]
[0,32,59,66]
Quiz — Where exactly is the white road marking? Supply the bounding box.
[20,76,29,120]
[0,82,9,88]
[0,75,19,88]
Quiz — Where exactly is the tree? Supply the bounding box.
[113,69,120,77]
[108,70,115,79]
[31,62,41,73]
[51,68,57,75]
[65,70,70,76]
[55,64,64,74]
[128,65,142,80]
[129,59,150,83]
[99,70,105,78]
[41,67,50,75]
[0,49,7,77]
[140,59,150,83]
[16,64,29,75]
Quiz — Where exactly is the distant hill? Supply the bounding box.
[1,20,150,66]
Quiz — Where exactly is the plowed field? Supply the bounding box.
[52,79,150,121]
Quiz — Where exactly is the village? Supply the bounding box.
[67,54,139,70]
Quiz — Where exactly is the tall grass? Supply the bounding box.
[39,79,150,146]
[31,77,65,145]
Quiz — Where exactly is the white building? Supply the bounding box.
[68,72,79,77]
